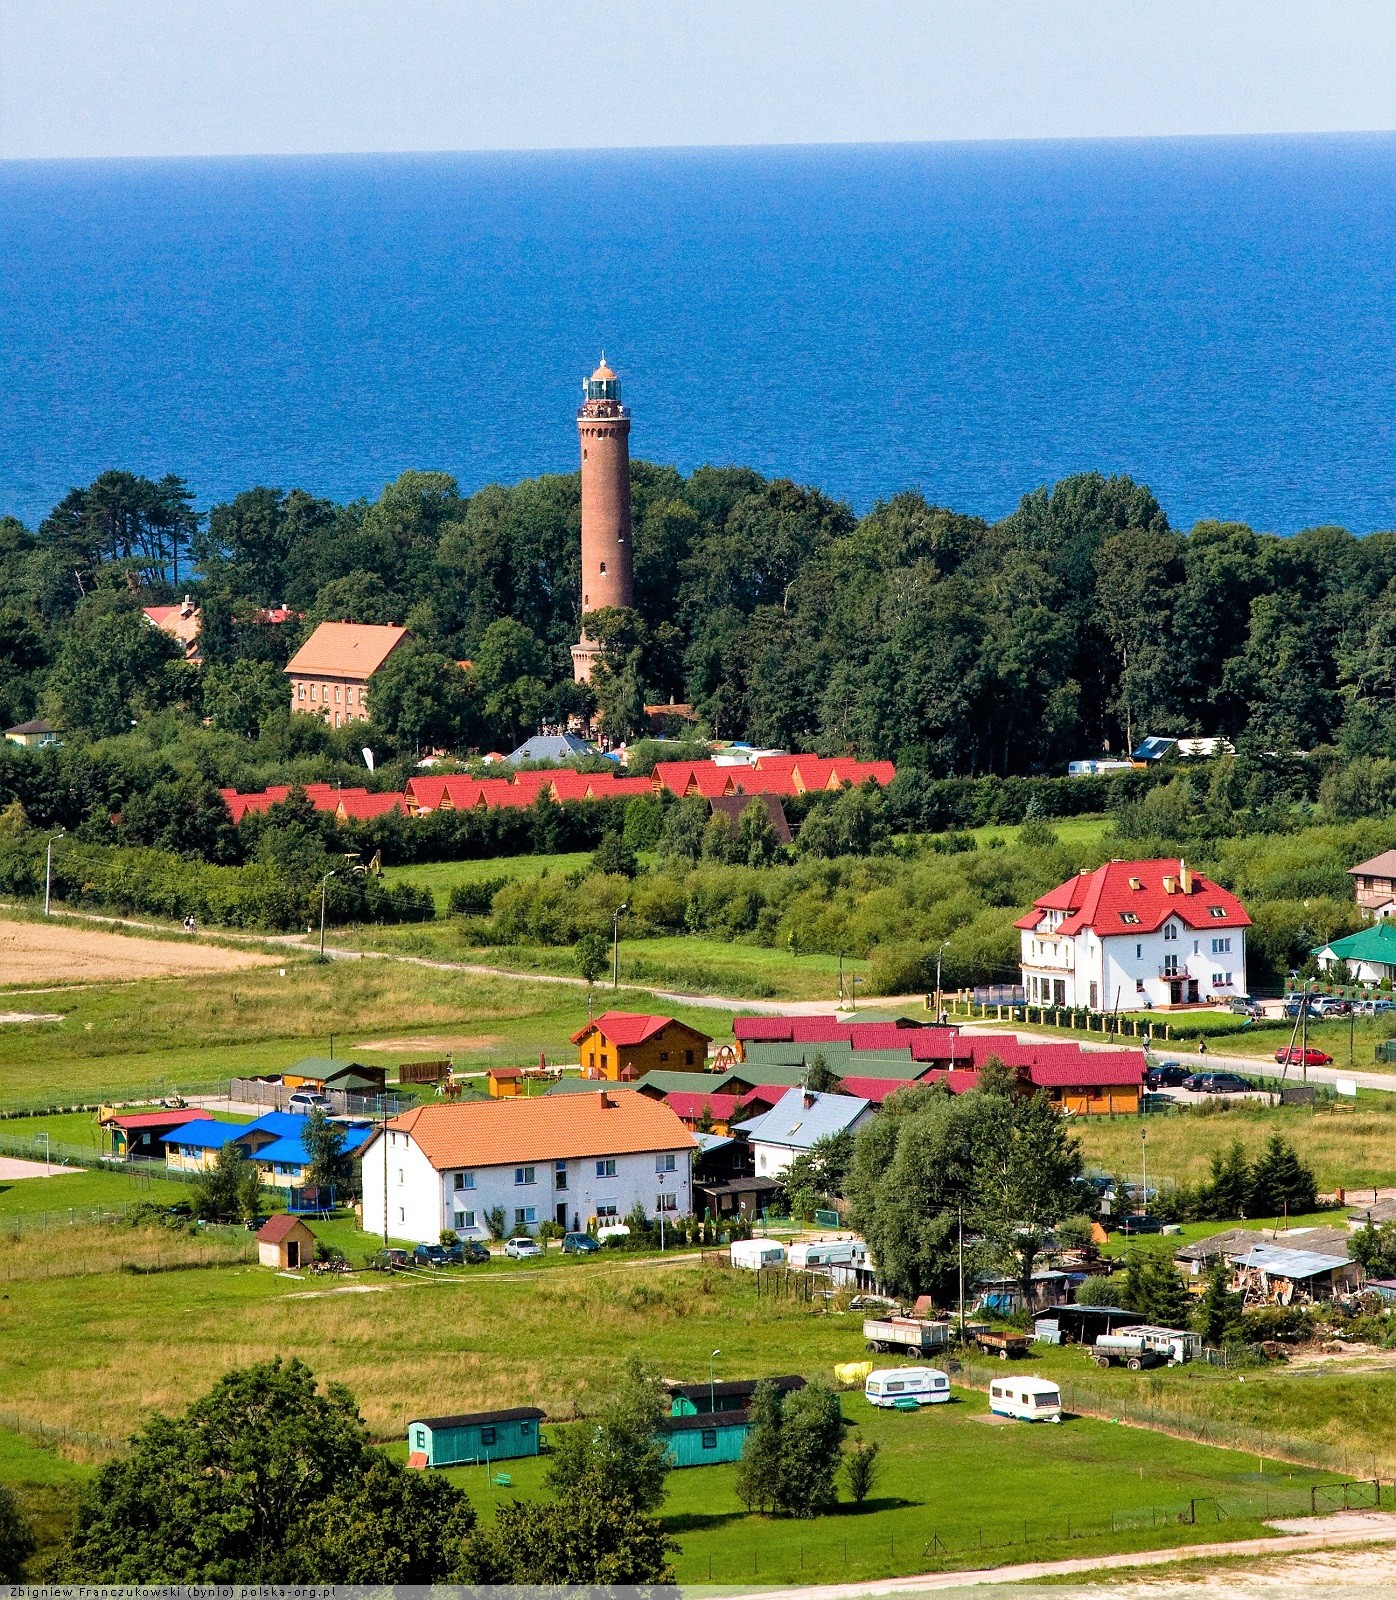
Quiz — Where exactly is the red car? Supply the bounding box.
[1274,1046,1333,1067]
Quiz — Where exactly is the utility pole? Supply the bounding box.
[44,830,64,916]
[612,902,629,989]
[381,1107,389,1249]
[319,870,336,961]
[957,1205,966,1344]
[710,1348,720,1415]
[1140,1127,1148,1219]
[935,940,950,1022]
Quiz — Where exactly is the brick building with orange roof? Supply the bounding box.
[285,621,409,727]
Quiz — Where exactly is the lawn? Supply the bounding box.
[380,852,594,914]
[0,957,736,1109]
[0,1165,193,1225]
[1075,1097,1396,1191]
[966,814,1112,854]
[0,1225,1354,1585]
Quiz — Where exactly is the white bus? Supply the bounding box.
[864,1367,951,1407]
[988,1376,1062,1422]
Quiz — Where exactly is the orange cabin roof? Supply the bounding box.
[284,622,409,680]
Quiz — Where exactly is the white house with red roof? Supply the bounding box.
[1015,858,1249,1012]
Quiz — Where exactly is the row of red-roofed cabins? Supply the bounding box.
[219,753,895,826]
[732,1015,1143,1114]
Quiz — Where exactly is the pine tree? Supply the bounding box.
[1192,1259,1245,1346]
[1202,1139,1251,1220]
[1247,1134,1317,1219]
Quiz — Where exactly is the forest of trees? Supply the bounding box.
[4,462,1396,771]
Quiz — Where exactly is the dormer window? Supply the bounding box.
[1120,912,1140,924]
[1128,877,1142,890]
[1208,906,1228,918]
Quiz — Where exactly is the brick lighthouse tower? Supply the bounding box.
[571,355,635,683]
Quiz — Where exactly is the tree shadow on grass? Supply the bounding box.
[666,1496,918,1533]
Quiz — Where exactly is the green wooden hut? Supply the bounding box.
[407,1406,544,1468]
[662,1408,753,1467]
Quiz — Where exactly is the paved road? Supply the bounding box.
[716,1512,1396,1597]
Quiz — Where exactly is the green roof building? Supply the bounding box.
[1313,922,1396,983]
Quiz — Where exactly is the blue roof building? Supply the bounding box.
[740,1087,874,1180]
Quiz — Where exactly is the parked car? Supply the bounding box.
[287,1090,331,1113]
[1310,997,1350,1018]
[1228,996,1265,1017]
[1283,995,1315,1018]
[377,1247,410,1270]
[562,1232,600,1254]
[1115,1213,1162,1236]
[413,1243,449,1268]
[459,1239,492,1264]
[504,1236,544,1260]
[1353,998,1395,1016]
[1144,1062,1191,1089]
[1273,1047,1334,1068]
[1187,1071,1261,1093]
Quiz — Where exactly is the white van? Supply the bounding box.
[864,1367,951,1407]
[789,1239,865,1270]
[988,1376,1062,1423]
[730,1239,787,1270]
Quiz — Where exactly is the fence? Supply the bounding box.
[398,1059,450,1084]
[685,1477,1387,1584]
[0,1129,208,1186]
[229,1078,414,1118]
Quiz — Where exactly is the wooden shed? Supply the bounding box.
[407,1406,545,1469]
[256,1212,316,1270]
[662,1408,755,1468]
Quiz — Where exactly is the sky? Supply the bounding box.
[1,0,1393,160]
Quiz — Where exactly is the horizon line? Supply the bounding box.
[4,127,1394,168]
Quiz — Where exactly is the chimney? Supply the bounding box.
[599,1091,614,1108]
[802,1090,816,1110]
[1180,859,1193,894]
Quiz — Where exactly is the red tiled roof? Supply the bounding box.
[570,1011,712,1049]
[100,1108,213,1131]
[662,1092,741,1121]
[257,1212,311,1244]
[1016,859,1250,936]
[335,792,406,820]
[737,1085,787,1110]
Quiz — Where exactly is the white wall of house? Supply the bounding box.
[361,1133,693,1245]
[1022,916,1246,1012]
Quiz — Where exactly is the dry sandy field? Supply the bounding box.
[0,917,276,987]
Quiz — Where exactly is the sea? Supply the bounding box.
[1,134,1393,534]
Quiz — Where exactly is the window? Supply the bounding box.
[297,684,305,700]
[1212,972,1225,986]
[360,691,368,710]
[555,1161,568,1190]
[1089,981,1098,1008]
[656,1193,678,1212]
[701,1428,717,1449]
[1212,937,1231,954]
[600,1054,609,1071]
[1209,906,1228,918]
[1163,923,1178,941]
[519,1421,532,1434]
[454,1171,475,1190]
[1053,979,1065,1005]
[481,1426,497,1446]
[398,1206,405,1223]
[515,1166,535,1186]
[455,1209,476,1228]
[397,1169,404,1185]
[599,561,607,574]
[414,1427,426,1448]
[1120,912,1140,924]
[334,686,341,703]
[596,1203,618,1217]
[656,1153,676,1172]
[596,1158,616,1178]
[1135,979,1145,993]
[309,684,318,702]
[515,1206,537,1225]
[1163,955,1179,977]
[659,1051,669,1062]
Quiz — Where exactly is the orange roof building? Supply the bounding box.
[143,596,202,661]
[359,1091,696,1243]
[285,621,409,728]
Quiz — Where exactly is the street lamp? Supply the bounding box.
[319,871,337,961]
[612,902,629,990]
[1140,1127,1148,1220]
[44,830,65,916]
[709,1348,721,1415]
[934,939,951,1022]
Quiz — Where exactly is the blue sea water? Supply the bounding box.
[0,135,1393,533]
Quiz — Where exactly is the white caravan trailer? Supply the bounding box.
[988,1376,1062,1422]
[864,1367,951,1407]
[730,1239,787,1270]
[789,1239,865,1270]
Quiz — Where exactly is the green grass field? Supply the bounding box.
[0,1226,1357,1585]
[380,852,594,913]
[967,814,1112,854]
[0,956,738,1110]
